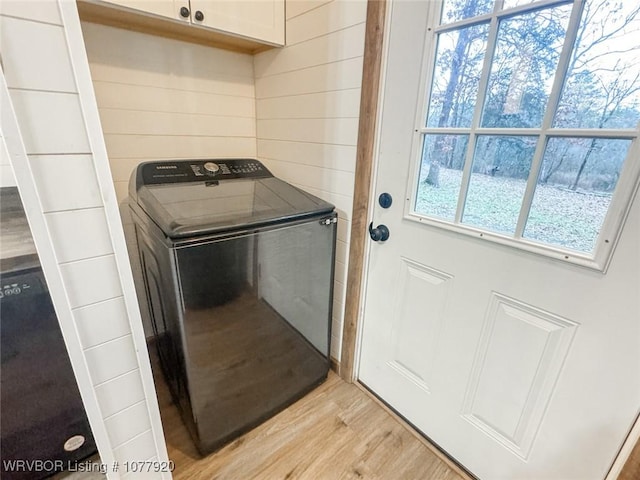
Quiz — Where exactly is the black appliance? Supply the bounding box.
[0,187,97,479]
[128,159,336,455]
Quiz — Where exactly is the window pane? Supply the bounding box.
[503,0,541,9]
[426,24,490,128]
[481,5,572,128]
[441,0,494,24]
[462,135,537,234]
[415,134,469,221]
[524,137,631,252]
[554,1,640,129]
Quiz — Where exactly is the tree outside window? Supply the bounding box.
[415,0,640,255]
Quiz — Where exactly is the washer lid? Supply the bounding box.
[131,160,335,238]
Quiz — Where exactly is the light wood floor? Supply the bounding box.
[155,361,469,480]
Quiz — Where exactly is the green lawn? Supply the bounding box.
[415,167,611,253]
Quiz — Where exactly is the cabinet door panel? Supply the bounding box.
[191,0,284,45]
[105,0,188,22]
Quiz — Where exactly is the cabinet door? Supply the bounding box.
[190,0,284,45]
[104,0,190,22]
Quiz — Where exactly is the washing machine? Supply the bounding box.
[0,187,97,479]
[128,159,336,454]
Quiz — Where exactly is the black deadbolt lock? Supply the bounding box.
[378,192,392,209]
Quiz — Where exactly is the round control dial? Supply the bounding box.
[203,162,220,175]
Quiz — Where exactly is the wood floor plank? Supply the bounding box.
[152,352,469,480]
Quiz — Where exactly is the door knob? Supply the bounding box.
[369,222,390,242]
[179,6,190,17]
[194,10,204,21]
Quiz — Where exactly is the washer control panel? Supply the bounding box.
[203,162,220,174]
[139,159,272,185]
[0,271,45,301]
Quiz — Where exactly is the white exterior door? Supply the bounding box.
[358,1,640,479]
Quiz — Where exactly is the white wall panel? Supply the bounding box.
[29,154,103,212]
[59,255,123,308]
[257,140,356,172]
[255,56,364,98]
[0,0,62,24]
[258,118,359,145]
[286,0,332,20]
[331,300,345,359]
[335,238,348,268]
[336,218,351,245]
[254,22,365,78]
[91,82,255,117]
[46,208,114,263]
[98,109,256,137]
[334,258,347,286]
[260,157,355,196]
[82,22,254,79]
[82,21,258,203]
[84,335,139,386]
[287,0,367,45]
[104,401,152,448]
[9,90,91,154]
[103,135,256,161]
[74,297,132,349]
[87,63,256,99]
[0,16,76,92]
[95,370,147,419]
[113,430,157,466]
[257,89,360,119]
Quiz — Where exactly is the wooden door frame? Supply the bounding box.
[339,0,640,477]
[340,0,386,383]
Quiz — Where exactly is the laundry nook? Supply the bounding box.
[1,1,639,479]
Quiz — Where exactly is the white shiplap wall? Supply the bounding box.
[0,131,17,187]
[80,22,257,203]
[255,0,367,360]
[0,1,168,477]
[80,23,257,338]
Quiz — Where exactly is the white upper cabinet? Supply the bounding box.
[79,0,285,49]
[190,0,284,45]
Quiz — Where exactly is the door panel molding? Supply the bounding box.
[461,293,579,460]
[388,257,453,394]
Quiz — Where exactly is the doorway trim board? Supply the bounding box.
[341,0,387,382]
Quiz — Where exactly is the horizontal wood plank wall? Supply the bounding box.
[254,0,368,362]
[80,22,258,339]
[80,21,257,202]
[0,1,169,476]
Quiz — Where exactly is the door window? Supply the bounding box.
[411,0,640,269]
